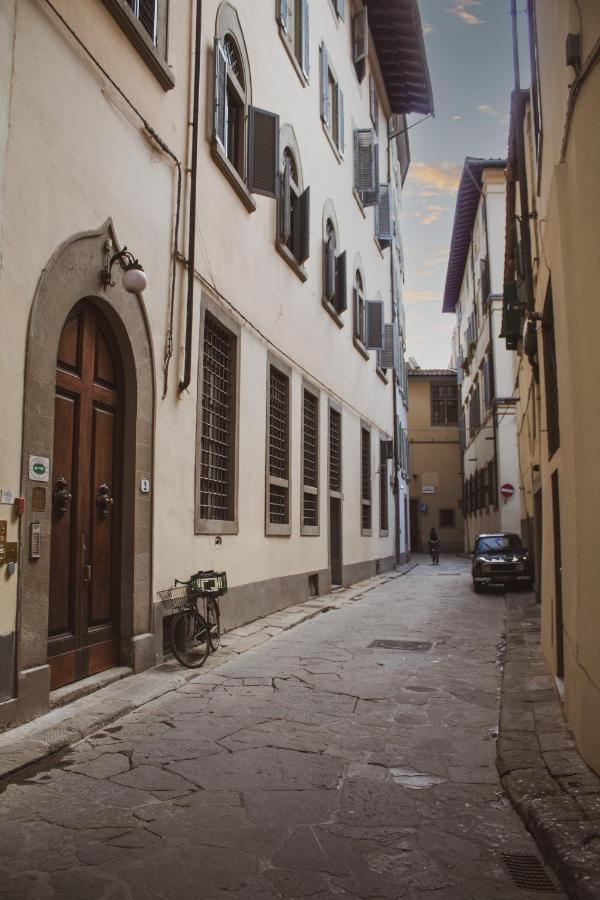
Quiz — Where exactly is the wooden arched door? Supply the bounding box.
[48,301,123,689]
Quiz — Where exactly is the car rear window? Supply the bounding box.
[476,535,523,552]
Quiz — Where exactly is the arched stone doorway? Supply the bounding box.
[17,221,155,717]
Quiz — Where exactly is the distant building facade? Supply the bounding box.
[407,368,463,554]
[443,159,522,552]
[502,1,600,772]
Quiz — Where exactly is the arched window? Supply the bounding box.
[354,270,366,343]
[322,206,346,316]
[277,127,310,273]
[213,5,278,202]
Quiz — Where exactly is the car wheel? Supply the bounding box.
[473,581,482,594]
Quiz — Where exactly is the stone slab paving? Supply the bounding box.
[499,593,600,900]
[0,557,565,899]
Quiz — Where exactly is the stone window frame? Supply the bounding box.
[300,379,321,537]
[321,200,345,328]
[194,290,241,536]
[276,124,308,282]
[265,352,293,537]
[360,421,372,536]
[101,0,174,90]
[352,254,369,361]
[379,433,389,537]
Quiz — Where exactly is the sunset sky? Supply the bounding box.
[402,0,517,368]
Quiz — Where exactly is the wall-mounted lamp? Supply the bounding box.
[102,239,148,294]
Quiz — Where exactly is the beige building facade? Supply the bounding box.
[407,369,464,554]
[443,160,523,553]
[0,1,431,727]
[503,1,600,773]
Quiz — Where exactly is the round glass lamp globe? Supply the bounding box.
[123,267,147,294]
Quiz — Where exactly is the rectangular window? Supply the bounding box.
[196,309,238,533]
[302,387,319,534]
[361,426,372,533]
[431,383,459,425]
[440,509,455,529]
[379,440,388,534]
[320,45,344,155]
[329,407,342,495]
[102,0,173,89]
[267,364,291,534]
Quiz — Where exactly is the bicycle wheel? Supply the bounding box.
[170,609,210,668]
[206,598,221,652]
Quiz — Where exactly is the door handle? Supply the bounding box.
[53,476,72,518]
[82,564,92,583]
[81,533,92,583]
[96,483,114,519]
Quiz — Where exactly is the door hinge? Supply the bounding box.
[82,564,92,583]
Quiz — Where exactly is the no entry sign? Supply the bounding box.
[500,483,515,499]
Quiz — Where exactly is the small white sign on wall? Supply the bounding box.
[29,456,50,483]
[422,485,435,495]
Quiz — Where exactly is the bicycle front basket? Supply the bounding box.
[191,571,228,596]
[157,585,190,610]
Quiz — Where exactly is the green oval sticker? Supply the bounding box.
[32,463,46,475]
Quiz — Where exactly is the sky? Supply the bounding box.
[401,0,516,369]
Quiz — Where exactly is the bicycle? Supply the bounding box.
[428,542,440,566]
[158,570,227,668]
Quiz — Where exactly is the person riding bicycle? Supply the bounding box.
[428,527,440,565]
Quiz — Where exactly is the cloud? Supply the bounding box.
[447,1,484,26]
[404,289,441,303]
[478,104,496,116]
[420,204,448,225]
[452,115,462,120]
[422,21,434,35]
[408,162,462,196]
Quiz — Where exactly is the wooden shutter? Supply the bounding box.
[369,75,378,130]
[213,39,227,151]
[277,0,288,31]
[337,86,344,154]
[384,438,394,461]
[325,236,336,301]
[380,323,398,370]
[361,151,379,208]
[336,0,345,19]
[353,129,376,192]
[301,0,310,79]
[353,288,360,338]
[320,44,329,123]
[375,183,393,245]
[365,300,384,350]
[335,251,347,314]
[248,107,279,198]
[352,9,368,64]
[281,157,291,243]
[298,186,310,264]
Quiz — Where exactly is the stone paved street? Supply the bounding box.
[0,558,564,899]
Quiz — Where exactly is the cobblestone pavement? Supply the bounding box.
[0,557,565,899]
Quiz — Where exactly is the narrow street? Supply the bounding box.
[0,559,563,900]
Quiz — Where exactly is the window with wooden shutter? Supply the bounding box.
[375,183,393,247]
[301,0,310,78]
[353,271,366,343]
[354,129,376,193]
[278,0,310,80]
[198,313,237,525]
[379,440,388,534]
[126,0,158,43]
[267,364,291,534]
[379,323,398,371]
[213,39,228,152]
[329,407,342,495]
[369,74,379,132]
[335,0,345,19]
[361,427,372,533]
[431,382,459,425]
[320,45,343,154]
[302,388,319,534]
[324,221,336,302]
[365,300,384,351]
[337,86,344,155]
[298,186,310,263]
[352,8,368,81]
[213,34,248,182]
[248,107,279,198]
[335,250,347,314]
[320,44,329,123]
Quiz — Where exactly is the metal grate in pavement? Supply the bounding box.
[500,852,559,892]
[369,640,432,651]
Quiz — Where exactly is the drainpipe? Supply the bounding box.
[179,0,203,394]
[388,126,401,566]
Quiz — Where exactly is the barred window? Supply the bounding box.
[543,281,560,458]
[440,508,455,529]
[361,427,371,533]
[267,365,290,531]
[379,440,388,534]
[198,313,236,522]
[329,408,342,495]
[431,382,458,425]
[302,388,319,533]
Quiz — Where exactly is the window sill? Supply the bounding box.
[279,27,309,87]
[379,529,389,538]
[101,0,175,90]
[194,519,239,536]
[276,240,308,282]
[376,366,389,384]
[322,298,344,329]
[265,523,292,537]
[361,528,372,537]
[353,335,369,360]
[321,120,343,164]
[211,143,257,213]
[352,188,367,219]
[301,525,320,537]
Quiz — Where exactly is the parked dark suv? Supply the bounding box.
[472,533,532,593]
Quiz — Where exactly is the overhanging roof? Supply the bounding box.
[366,0,434,116]
[442,157,506,314]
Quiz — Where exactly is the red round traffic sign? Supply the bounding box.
[500,483,515,498]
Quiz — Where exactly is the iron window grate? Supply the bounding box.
[379,440,388,532]
[500,853,559,893]
[361,427,371,531]
[269,483,288,525]
[369,640,433,651]
[543,282,560,458]
[303,391,318,489]
[200,313,235,521]
[329,408,342,493]
[303,492,318,528]
[269,367,289,480]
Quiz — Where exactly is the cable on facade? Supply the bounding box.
[40,0,184,400]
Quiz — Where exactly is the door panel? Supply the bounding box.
[330,498,342,586]
[49,302,123,689]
